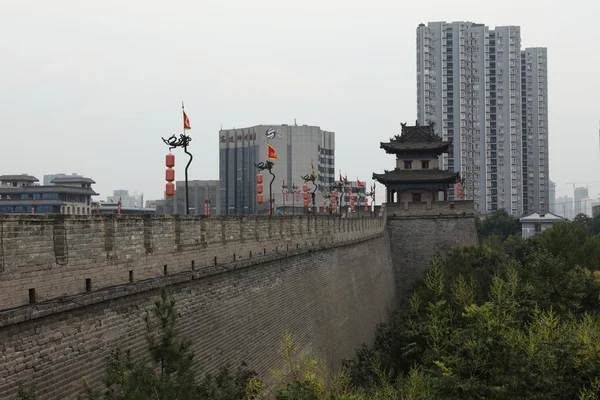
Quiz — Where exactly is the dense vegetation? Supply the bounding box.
[18,210,600,399]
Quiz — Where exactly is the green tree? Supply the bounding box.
[476,210,521,242]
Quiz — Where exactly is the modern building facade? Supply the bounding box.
[155,180,220,215]
[556,195,574,221]
[548,180,556,214]
[521,47,549,214]
[0,174,97,214]
[416,21,548,217]
[219,124,335,215]
[574,187,589,216]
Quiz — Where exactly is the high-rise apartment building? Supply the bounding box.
[521,48,549,214]
[548,180,556,214]
[574,187,589,216]
[219,124,335,215]
[556,195,574,221]
[416,21,548,217]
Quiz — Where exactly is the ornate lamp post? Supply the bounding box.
[161,133,192,215]
[322,192,332,214]
[255,160,275,215]
[290,183,299,215]
[281,180,288,215]
[331,181,344,215]
[300,172,318,213]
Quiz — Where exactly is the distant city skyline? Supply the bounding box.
[1,1,599,205]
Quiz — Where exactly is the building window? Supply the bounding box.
[535,222,542,233]
[421,160,430,169]
[412,193,422,202]
[404,161,413,169]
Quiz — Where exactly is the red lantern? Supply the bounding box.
[303,192,309,200]
[323,200,327,214]
[303,199,309,208]
[285,190,289,201]
[165,169,175,182]
[165,182,175,197]
[165,153,175,198]
[257,173,264,206]
[302,183,308,193]
[166,153,175,168]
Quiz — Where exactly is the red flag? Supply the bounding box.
[339,172,343,183]
[183,110,191,130]
[357,178,365,188]
[268,144,278,160]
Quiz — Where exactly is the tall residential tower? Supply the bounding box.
[416,21,548,216]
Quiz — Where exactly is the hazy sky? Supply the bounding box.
[1,0,599,203]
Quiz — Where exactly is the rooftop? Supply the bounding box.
[380,121,452,154]
[373,169,460,184]
[0,174,39,182]
[51,177,96,184]
[519,212,567,222]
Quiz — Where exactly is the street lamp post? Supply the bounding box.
[255,160,275,215]
[301,172,318,213]
[282,181,288,215]
[290,184,299,215]
[331,182,344,215]
[161,133,193,215]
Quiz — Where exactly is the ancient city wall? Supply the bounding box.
[386,202,479,299]
[0,214,394,399]
[0,214,383,311]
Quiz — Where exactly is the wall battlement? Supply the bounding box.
[0,214,384,313]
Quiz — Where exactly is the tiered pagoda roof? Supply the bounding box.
[373,121,459,186]
[380,121,452,155]
[373,169,460,184]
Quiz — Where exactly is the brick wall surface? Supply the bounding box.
[0,215,394,400]
[387,214,479,301]
[0,215,383,310]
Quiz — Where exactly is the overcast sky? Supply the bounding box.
[1,0,598,204]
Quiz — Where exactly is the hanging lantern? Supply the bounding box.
[165,168,175,182]
[257,193,264,204]
[364,201,369,212]
[166,153,175,168]
[256,174,263,184]
[302,183,308,193]
[323,200,327,214]
[165,182,175,197]
[256,173,264,205]
[285,189,289,201]
[303,198,309,208]
[350,194,355,212]
[303,192,309,200]
[165,153,175,198]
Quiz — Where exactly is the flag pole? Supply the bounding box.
[182,101,192,215]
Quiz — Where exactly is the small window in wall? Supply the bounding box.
[421,160,430,169]
[404,161,413,169]
[535,222,542,233]
[412,193,422,202]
